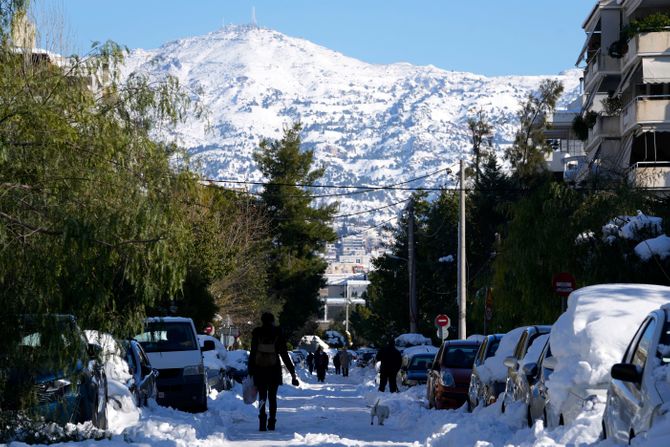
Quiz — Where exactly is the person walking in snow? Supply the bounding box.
[333,349,341,375]
[249,312,300,432]
[306,351,314,375]
[340,348,351,377]
[314,346,329,383]
[376,338,402,393]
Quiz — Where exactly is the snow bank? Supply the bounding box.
[395,333,432,348]
[224,349,249,370]
[477,326,527,383]
[548,283,670,412]
[635,235,670,261]
[324,330,346,346]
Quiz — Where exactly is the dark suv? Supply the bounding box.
[427,340,481,409]
[2,315,108,428]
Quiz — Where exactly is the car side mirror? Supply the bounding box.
[522,362,538,378]
[503,356,517,369]
[611,363,642,383]
[202,340,215,352]
[542,356,557,371]
[87,343,103,360]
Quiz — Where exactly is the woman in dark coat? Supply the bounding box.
[314,346,329,383]
[249,313,299,431]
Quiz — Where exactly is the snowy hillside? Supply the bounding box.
[123,25,581,230]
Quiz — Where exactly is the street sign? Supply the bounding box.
[552,272,576,297]
[435,314,450,328]
[437,328,449,340]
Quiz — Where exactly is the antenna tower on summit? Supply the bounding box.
[251,7,257,27]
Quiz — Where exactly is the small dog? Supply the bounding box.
[370,399,390,425]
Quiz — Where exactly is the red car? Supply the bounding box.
[427,340,480,409]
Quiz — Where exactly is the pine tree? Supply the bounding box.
[253,123,337,339]
[467,109,494,183]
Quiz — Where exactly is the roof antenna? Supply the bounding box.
[251,6,257,27]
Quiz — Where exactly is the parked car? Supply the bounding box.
[395,333,433,353]
[225,350,250,384]
[603,303,670,443]
[526,338,554,426]
[426,340,480,409]
[198,334,231,392]
[467,333,503,410]
[123,339,158,407]
[501,326,551,413]
[2,314,108,428]
[356,349,377,367]
[401,350,437,386]
[135,317,212,412]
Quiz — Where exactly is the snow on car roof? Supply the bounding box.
[395,333,432,347]
[402,345,438,358]
[477,326,528,383]
[145,316,194,323]
[547,283,670,412]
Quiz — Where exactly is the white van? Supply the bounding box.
[135,317,211,412]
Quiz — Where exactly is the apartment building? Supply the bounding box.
[575,0,670,189]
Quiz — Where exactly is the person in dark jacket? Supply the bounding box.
[314,346,329,383]
[333,350,341,375]
[376,339,402,393]
[249,312,299,431]
[306,352,314,375]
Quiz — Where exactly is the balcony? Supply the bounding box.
[622,30,670,73]
[584,50,621,92]
[586,115,621,153]
[627,161,670,190]
[621,96,670,135]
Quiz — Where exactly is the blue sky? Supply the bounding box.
[38,0,594,77]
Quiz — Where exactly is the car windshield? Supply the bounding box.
[486,339,500,359]
[136,322,198,353]
[15,316,85,371]
[409,355,434,370]
[441,345,478,369]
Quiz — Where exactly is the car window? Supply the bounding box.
[136,322,198,353]
[486,339,500,359]
[474,339,487,366]
[659,321,670,364]
[409,355,434,370]
[441,345,478,368]
[631,318,657,371]
[623,318,650,363]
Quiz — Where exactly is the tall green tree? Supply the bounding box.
[505,79,564,179]
[467,109,494,183]
[253,123,337,339]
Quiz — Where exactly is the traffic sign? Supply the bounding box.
[552,272,576,297]
[435,314,450,328]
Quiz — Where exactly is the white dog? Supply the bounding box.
[370,399,390,425]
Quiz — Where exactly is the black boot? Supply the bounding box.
[259,413,267,431]
[267,418,276,431]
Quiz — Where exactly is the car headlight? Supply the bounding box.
[183,364,205,376]
[441,371,455,387]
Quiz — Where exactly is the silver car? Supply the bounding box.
[603,304,670,444]
[501,325,551,414]
[467,334,503,410]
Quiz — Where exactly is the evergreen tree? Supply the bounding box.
[253,123,337,339]
[467,109,494,183]
[505,79,564,179]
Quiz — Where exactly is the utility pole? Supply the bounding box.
[345,281,350,334]
[457,159,467,339]
[407,198,418,333]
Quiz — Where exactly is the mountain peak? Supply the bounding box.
[125,28,581,231]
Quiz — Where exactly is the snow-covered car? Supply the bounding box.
[225,349,250,384]
[501,327,551,413]
[136,317,210,412]
[400,345,438,386]
[467,333,502,410]
[198,334,231,392]
[123,339,158,407]
[526,338,553,426]
[603,302,670,443]
[298,334,330,353]
[544,284,670,431]
[468,327,528,409]
[355,348,377,367]
[427,340,480,409]
[2,315,108,429]
[395,333,432,353]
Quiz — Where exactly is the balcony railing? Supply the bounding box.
[627,161,670,190]
[621,95,670,135]
[584,49,621,91]
[622,30,670,73]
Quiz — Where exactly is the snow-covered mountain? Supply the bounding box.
[124,25,581,230]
